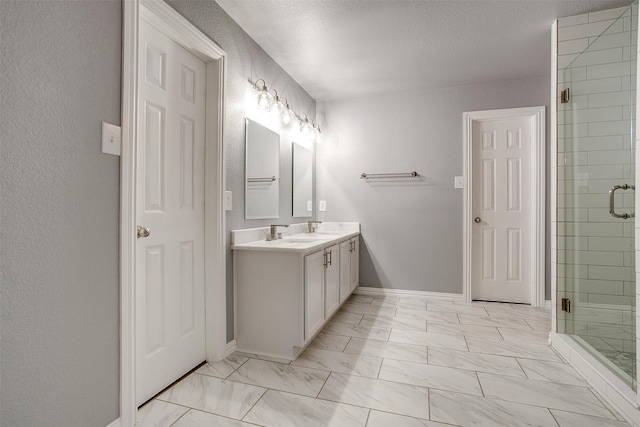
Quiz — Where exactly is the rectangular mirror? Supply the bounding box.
[245,118,280,219]
[292,142,313,217]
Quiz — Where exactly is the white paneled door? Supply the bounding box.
[135,19,207,405]
[471,117,532,303]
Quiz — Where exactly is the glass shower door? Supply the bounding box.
[558,4,637,391]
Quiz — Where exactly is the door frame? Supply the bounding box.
[121,0,227,425]
[462,106,546,307]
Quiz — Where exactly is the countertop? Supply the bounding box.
[231,228,360,254]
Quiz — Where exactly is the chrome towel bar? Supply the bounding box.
[247,176,277,183]
[360,171,419,179]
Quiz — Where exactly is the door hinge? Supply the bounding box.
[561,297,571,313]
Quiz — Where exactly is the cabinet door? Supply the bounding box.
[305,250,325,340]
[339,240,352,303]
[350,237,360,292]
[324,244,340,317]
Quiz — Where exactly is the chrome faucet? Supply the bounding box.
[267,224,289,241]
[307,221,322,233]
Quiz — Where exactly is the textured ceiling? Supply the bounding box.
[215,0,632,101]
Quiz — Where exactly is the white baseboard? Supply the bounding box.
[224,339,237,358]
[355,286,464,301]
[106,417,121,427]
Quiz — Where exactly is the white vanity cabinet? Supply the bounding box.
[340,237,360,303]
[350,238,360,292]
[303,243,340,340]
[304,249,325,340]
[323,244,340,319]
[232,223,360,360]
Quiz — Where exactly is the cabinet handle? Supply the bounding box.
[350,240,355,252]
[327,250,332,266]
[323,253,328,268]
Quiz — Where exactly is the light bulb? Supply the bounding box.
[300,118,312,137]
[254,80,273,110]
[257,89,273,110]
[282,107,294,125]
[272,98,285,117]
[281,99,295,125]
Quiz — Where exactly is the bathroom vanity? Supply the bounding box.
[231,222,360,360]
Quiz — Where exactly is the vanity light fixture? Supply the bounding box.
[254,79,273,110]
[251,79,323,141]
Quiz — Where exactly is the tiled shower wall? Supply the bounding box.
[556,6,637,359]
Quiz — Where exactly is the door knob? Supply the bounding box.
[474,217,481,223]
[137,226,151,238]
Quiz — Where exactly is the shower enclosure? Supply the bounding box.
[557,4,637,392]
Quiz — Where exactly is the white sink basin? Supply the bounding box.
[306,231,341,238]
[279,239,317,244]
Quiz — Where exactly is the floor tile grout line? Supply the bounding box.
[238,386,270,423]
[145,400,192,422]
[513,356,531,380]
[427,387,432,422]
[363,408,371,427]
[475,370,486,398]
[434,387,624,422]
[341,335,353,352]
[226,355,252,379]
[169,408,193,427]
[376,357,384,379]
[312,384,434,420]
[246,385,399,422]
[584,382,629,421]
[315,368,334,398]
[166,406,191,427]
[153,399,251,422]
[164,405,264,427]
[551,406,631,424]
[546,407,562,427]
[475,372,622,416]
[370,408,441,426]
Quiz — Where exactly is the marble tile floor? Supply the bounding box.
[138,294,631,427]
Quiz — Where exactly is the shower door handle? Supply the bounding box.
[609,184,635,219]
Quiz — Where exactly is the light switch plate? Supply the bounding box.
[319,200,327,211]
[224,191,232,211]
[454,176,464,189]
[102,122,121,156]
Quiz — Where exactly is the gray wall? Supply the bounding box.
[1,1,122,425]
[165,1,316,341]
[316,77,552,298]
[1,1,315,424]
